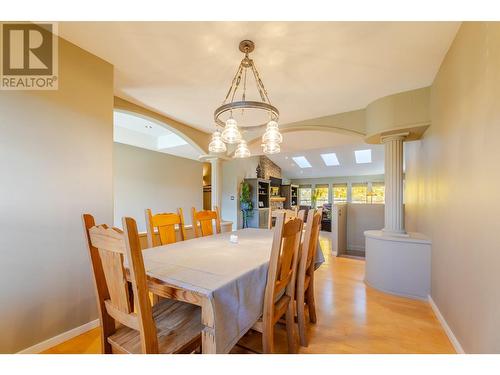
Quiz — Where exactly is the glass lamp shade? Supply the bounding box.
[262,141,280,155]
[221,117,242,144]
[262,120,283,144]
[208,130,227,153]
[234,140,251,158]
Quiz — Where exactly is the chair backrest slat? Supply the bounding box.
[191,206,221,237]
[98,248,131,313]
[145,208,186,248]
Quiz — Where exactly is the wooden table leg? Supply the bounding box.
[201,297,217,353]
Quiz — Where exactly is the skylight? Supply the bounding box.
[292,156,312,168]
[354,149,372,164]
[320,153,339,166]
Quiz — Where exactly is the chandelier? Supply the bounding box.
[209,40,282,158]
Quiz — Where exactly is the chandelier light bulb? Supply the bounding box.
[262,141,280,155]
[262,120,283,144]
[208,130,227,153]
[234,140,251,158]
[226,117,237,127]
[267,120,278,129]
[221,117,242,144]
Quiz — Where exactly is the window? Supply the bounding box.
[354,149,372,164]
[370,182,385,204]
[351,183,368,204]
[313,185,329,208]
[292,156,312,168]
[320,153,339,166]
[333,183,347,203]
[299,185,312,206]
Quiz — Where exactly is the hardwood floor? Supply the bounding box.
[42,233,455,354]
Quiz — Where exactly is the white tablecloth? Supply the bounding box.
[141,228,325,353]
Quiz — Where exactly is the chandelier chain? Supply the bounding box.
[228,65,244,109]
[250,60,272,105]
[223,63,243,105]
[242,64,247,102]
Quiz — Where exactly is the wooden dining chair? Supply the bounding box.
[145,208,187,248]
[82,214,202,354]
[253,212,304,353]
[296,209,322,347]
[267,207,298,229]
[315,207,323,218]
[191,206,221,237]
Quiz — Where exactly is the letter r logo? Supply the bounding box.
[2,23,53,75]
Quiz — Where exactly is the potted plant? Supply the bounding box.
[240,182,253,228]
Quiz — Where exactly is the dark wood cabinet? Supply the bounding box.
[244,178,270,228]
[281,184,298,209]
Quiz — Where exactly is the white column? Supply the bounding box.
[210,157,223,211]
[381,133,408,236]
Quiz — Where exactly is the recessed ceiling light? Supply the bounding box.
[292,156,312,168]
[320,153,339,166]
[355,149,372,164]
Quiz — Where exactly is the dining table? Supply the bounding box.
[140,227,325,354]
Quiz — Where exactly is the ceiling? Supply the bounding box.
[59,22,460,133]
[114,111,200,160]
[261,130,384,178]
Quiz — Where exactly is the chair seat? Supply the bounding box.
[108,298,202,354]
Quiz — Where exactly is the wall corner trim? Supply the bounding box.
[16,319,99,354]
[428,295,465,354]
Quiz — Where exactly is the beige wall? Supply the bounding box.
[405,22,500,353]
[0,38,114,353]
[113,143,203,232]
[347,204,385,251]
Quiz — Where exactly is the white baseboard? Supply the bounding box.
[17,319,99,354]
[428,295,465,354]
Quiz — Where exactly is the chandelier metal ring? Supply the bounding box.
[214,101,279,130]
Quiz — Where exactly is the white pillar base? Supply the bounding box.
[364,230,431,300]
